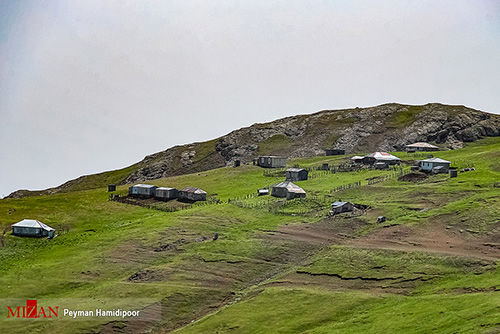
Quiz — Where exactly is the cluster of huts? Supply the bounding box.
[405,142,453,173]
[347,142,453,174]
[128,184,207,202]
[254,156,309,200]
[11,142,458,239]
[259,177,308,200]
[350,152,401,169]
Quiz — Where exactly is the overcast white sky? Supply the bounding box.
[1,0,499,197]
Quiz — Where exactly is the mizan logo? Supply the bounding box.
[7,300,59,318]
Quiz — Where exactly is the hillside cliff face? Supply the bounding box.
[7,103,500,198]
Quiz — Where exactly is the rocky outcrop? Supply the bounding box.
[119,103,500,185]
[7,103,499,198]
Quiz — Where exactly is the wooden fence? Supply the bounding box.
[331,167,411,192]
[113,166,411,214]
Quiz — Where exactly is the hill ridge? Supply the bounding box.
[7,103,500,198]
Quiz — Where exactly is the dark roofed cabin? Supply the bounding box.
[374,162,388,169]
[155,187,178,201]
[325,149,345,156]
[285,168,308,181]
[257,156,287,168]
[258,189,269,196]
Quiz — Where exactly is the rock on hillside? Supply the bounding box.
[7,103,500,198]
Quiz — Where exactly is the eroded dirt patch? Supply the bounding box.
[265,271,428,295]
[261,217,368,245]
[347,222,500,261]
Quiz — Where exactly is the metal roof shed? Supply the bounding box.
[330,201,354,214]
[362,152,401,165]
[178,187,207,202]
[406,142,439,151]
[257,156,287,168]
[129,184,158,198]
[155,187,178,201]
[271,181,306,200]
[419,158,451,172]
[285,168,308,181]
[12,219,55,238]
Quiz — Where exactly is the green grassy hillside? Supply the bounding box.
[0,138,499,333]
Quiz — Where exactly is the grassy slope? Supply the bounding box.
[0,138,498,333]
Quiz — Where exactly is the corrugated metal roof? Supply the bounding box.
[180,187,207,194]
[364,152,401,161]
[350,156,364,160]
[273,181,306,193]
[12,219,54,231]
[406,142,439,148]
[259,156,287,159]
[420,158,451,164]
[156,187,175,190]
[286,168,306,172]
[133,184,157,188]
[332,201,349,207]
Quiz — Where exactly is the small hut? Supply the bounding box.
[362,152,401,165]
[285,168,308,181]
[128,184,158,198]
[325,149,345,156]
[330,201,354,215]
[419,158,451,173]
[271,181,306,200]
[178,187,207,202]
[374,162,388,169]
[155,187,178,201]
[257,156,287,168]
[258,189,269,196]
[406,142,439,152]
[11,219,55,238]
[350,156,364,164]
